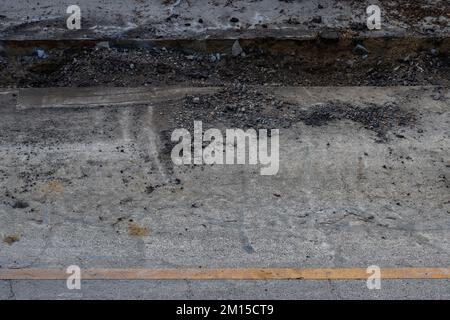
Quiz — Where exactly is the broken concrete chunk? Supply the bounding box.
[232,40,243,57]
[36,49,48,59]
[210,53,221,62]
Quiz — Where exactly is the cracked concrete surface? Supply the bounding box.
[0,0,449,302]
[0,85,449,299]
[0,0,449,40]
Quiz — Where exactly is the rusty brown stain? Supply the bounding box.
[357,156,365,181]
[40,180,64,194]
[3,235,20,245]
[128,222,150,237]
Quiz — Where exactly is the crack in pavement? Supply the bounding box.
[8,280,16,300]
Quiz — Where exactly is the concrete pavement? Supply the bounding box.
[0,85,448,299]
[1,0,449,40]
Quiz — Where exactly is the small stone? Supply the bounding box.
[232,40,243,57]
[230,17,239,23]
[353,44,369,55]
[210,53,221,62]
[319,30,340,40]
[432,92,442,100]
[145,185,155,194]
[36,48,48,59]
[193,97,200,103]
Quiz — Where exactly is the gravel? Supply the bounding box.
[0,39,448,88]
[165,84,417,140]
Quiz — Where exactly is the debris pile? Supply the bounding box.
[0,39,447,87]
[169,84,416,141]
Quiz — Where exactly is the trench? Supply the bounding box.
[0,36,448,88]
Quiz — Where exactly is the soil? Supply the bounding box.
[0,38,448,88]
[128,222,150,237]
[3,235,20,245]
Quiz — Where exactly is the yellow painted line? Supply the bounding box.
[0,268,449,280]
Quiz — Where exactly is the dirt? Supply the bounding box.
[298,101,416,140]
[3,235,20,245]
[0,38,448,88]
[128,222,150,236]
[163,84,416,139]
[152,84,418,171]
[0,37,439,189]
[40,180,64,194]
